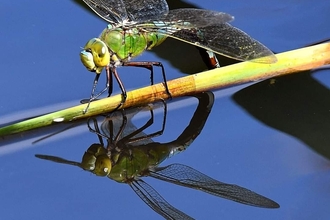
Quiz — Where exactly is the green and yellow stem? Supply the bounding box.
[1,43,330,136]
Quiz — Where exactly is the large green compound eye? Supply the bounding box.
[80,144,107,171]
[80,49,96,71]
[80,38,110,73]
[81,151,96,171]
[94,154,112,176]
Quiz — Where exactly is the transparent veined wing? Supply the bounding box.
[160,8,234,28]
[134,9,234,30]
[133,8,275,63]
[81,0,169,24]
[123,0,169,22]
[130,179,194,220]
[81,0,128,23]
[150,163,280,208]
[171,23,276,63]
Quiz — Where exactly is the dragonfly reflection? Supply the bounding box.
[36,92,279,219]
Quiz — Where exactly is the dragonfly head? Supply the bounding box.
[80,38,110,74]
[81,144,112,176]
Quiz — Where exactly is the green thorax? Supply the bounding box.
[100,24,167,64]
[108,143,170,183]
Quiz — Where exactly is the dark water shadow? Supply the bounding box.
[233,69,330,160]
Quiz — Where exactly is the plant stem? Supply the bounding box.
[1,43,330,136]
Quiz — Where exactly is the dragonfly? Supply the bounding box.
[79,0,277,112]
[36,92,279,219]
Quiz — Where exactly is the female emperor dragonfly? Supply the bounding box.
[80,0,277,112]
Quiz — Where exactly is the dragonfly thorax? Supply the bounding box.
[100,25,167,62]
[100,26,162,64]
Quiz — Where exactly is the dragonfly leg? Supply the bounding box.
[113,109,128,143]
[83,67,112,113]
[101,109,128,151]
[82,74,100,113]
[122,61,172,99]
[119,99,167,145]
[106,66,113,98]
[86,117,105,145]
[140,99,167,139]
[111,66,127,111]
[138,99,167,140]
[104,113,117,151]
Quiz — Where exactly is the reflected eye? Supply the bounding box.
[81,144,108,171]
[94,154,112,176]
[80,38,110,73]
[81,151,96,171]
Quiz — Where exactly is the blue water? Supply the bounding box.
[1,0,330,219]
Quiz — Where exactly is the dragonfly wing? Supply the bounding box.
[123,0,169,22]
[135,9,275,63]
[81,0,129,23]
[150,163,280,208]
[130,179,194,220]
[134,9,233,30]
[161,8,234,28]
[170,23,276,63]
[82,0,169,23]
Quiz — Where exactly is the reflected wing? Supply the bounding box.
[150,163,280,208]
[81,0,168,23]
[134,8,275,63]
[130,179,194,220]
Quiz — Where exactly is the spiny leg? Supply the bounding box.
[106,65,113,98]
[82,73,100,112]
[83,66,112,113]
[84,61,172,113]
[111,66,127,111]
[123,61,172,99]
[121,99,167,145]
[87,117,105,145]
[112,109,128,143]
